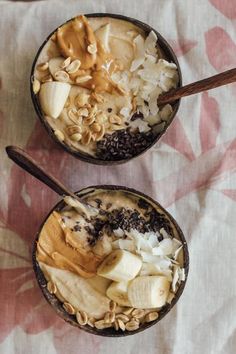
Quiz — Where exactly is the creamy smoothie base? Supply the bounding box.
[33,15,179,160]
[37,188,186,332]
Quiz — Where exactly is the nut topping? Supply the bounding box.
[117,319,126,331]
[75,93,90,107]
[125,320,139,331]
[55,70,70,82]
[75,75,92,84]
[81,130,92,145]
[94,124,105,141]
[145,311,159,323]
[66,59,81,74]
[32,78,40,94]
[41,74,53,83]
[109,115,122,125]
[104,311,115,324]
[70,133,82,142]
[116,314,129,323]
[66,125,82,136]
[131,308,145,319]
[77,108,89,117]
[47,281,57,294]
[87,317,95,327]
[63,302,75,315]
[54,129,65,142]
[37,62,49,71]
[83,115,95,126]
[94,320,112,330]
[76,311,88,325]
[90,123,101,133]
[109,300,117,312]
[61,57,71,69]
[87,43,97,54]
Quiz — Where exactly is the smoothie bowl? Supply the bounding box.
[33,185,189,336]
[31,13,182,164]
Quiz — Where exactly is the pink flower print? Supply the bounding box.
[155,92,236,207]
[168,38,197,57]
[162,116,195,161]
[220,189,236,202]
[205,27,236,72]
[200,92,220,154]
[209,0,236,19]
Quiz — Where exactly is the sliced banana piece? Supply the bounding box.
[87,275,112,296]
[106,281,131,307]
[39,81,71,119]
[128,275,170,308]
[39,262,110,319]
[95,23,110,52]
[97,249,142,282]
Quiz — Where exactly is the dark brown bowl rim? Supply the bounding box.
[30,13,182,165]
[32,185,189,337]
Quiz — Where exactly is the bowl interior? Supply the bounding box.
[30,13,182,165]
[32,185,189,337]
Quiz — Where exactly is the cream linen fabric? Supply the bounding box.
[0,0,236,353]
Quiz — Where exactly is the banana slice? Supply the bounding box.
[128,275,170,308]
[97,249,142,282]
[95,24,110,52]
[106,281,131,307]
[39,262,110,319]
[87,275,111,295]
[39,82,71,119]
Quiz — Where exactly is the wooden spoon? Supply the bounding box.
[156,68,236,105]
[5,145,98,217]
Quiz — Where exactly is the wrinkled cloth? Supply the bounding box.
[0,0,236,353]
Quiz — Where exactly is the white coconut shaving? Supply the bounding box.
[130,34,146,72]
[129,118,151,133]
[120,107,131,118]
[144,30,158,55]
[115,30,178,134]
[112,239,136,252]
[167,292,175,304]
[113,228,125,238]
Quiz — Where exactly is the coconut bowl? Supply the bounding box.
[32,185,189,337]
[30,13,182,165]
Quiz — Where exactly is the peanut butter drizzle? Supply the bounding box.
[57,15,96,69]
[37,211,102,278]
[56,15,125,95]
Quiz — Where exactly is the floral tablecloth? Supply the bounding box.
[1,0,236,353]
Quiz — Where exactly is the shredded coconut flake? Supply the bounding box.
[178,268,186,281]
[159,104,173,121]
[112,239,135,252]
[120,107,131,118]
[113,228,125,238]
[144,30,158,56]
[172,265,179,292]
[160,228,170,239]
[145,114,161,126]
[130,35,145,72]
[130,118,151,133]
[167,292,175,304]
[174,245,183,260]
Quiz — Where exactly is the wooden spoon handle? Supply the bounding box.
[157,68,236,105]
[6,145,77,199]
